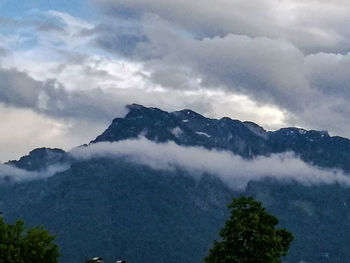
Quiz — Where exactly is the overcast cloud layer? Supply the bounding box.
[1,1,350,161]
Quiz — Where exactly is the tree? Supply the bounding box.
[0,217,59,263]
[204,197,293,263]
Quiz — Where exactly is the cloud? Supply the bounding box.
[135,24,311,112]
[0,103,112,162]
[0,9,291,132]
[0,51,288,129]
[95,0,350,54]
[88,8,350,137]
[70,138,350,190]
[0,68,130,121]
[305,52,350,97]
[93,23,148,57]
[0,60,287,162]
[2,5,350,163]
[0,163,69,183]
[43,10,95,49]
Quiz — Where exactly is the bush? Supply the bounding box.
[0,217,59,263]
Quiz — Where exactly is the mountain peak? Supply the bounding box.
[126,103,145,110]
[172,109,206,120]
[7,147,66,171]
[125,104,169,120]
[92,104,185,144]
[243,121,267,139]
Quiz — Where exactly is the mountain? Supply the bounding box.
[6,147,67,171]
[93,104,350,170]
[1,104,350,263]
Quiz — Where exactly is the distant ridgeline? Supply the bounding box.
[1,104,350,263]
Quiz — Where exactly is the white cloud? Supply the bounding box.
[0,103,108,162]
[0,163,69,183]
[41,10,95,51]
[70,138,350,190]
[6,137,348,189]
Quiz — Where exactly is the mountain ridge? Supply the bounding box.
[8,104,350,172]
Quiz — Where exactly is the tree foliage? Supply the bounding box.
[0,217,59,263]
[205,197,293,263]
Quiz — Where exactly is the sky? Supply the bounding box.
[1,0,350,162]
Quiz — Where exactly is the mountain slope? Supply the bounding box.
[0,159,234,263]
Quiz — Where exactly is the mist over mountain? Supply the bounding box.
[2,104,350,263]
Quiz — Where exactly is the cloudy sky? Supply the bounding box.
[1,0,350,162]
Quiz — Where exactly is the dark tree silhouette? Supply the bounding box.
[205,196,293,263]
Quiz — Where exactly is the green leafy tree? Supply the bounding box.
[205,197,293,263]
[0,217,59,263]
